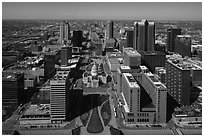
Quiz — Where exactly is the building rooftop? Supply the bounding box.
[167,55,202,70]
[176,35,191,38]
[145,73,166,89]
[23,104,50,116]
[120,65,131,70]
[124,48,141,57]
[123,73,139,88]
[52,70,69,81]
[2,72,23,81]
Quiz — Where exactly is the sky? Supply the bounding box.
[2,2,202,21]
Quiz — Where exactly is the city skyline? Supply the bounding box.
[2,2,202,21]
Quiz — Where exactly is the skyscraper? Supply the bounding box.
[60,21,70,44]
[44,52,56,82]
[166,27,181,52]
[50,71,69,123]
[72,30,83,47]
[175,35,191,57]
[2,72,25,108]
[133,20,155,52]
[64,21,71,41]
[126,30,134,48]
[106,20,114,39]
[60,46,72,66]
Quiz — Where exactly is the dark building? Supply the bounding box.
[139,51,166,73]
[133,20,155,52]
[106,20,114,39]
[166,57,191,106]
[126,30,134,47]
[175,35,191,57]
[2,72,25,109]
[72,30,83,47]
[94,43,103,56]
[154,43,166,53]
[60,46,72,66]
[166,27,181,52]
[44,52,56,82]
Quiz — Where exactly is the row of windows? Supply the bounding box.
[138,113,149,117]
[127,119,134,122]
[137,119,149,122]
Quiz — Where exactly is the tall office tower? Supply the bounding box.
[175,35,191,57]
[122,73,140,114]
[123,48,141,67]
[44,53,56,82]
[60,46,72,66]
[72,30,83,47]
[64,21,71,41]
[60,21,71,44]
[126,30,134,47]
[139,51,166,73]
[60,22,64,44]
[106,20,114,39]
[50,71,69,123]
[166,27,181,52]
[142,72,167,123]
[2,72,25,109]
[133,20,155,51]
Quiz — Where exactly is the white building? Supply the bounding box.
[142,72,167,123]
[50,71,69,123]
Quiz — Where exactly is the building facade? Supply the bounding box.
[175,35,191,57]
[50,71,69,123]
[133,20,155,52]
[60,21,70,44]
[166,27,181,52]
[166,57,191,105]
[60,46,72,66]
[126,30,134,48]
[140,51,166,73]
[44,53,56,82]
[123,47,141,67]
[106,20,114,39]
[2,72,25,108]
[142,73,167,123]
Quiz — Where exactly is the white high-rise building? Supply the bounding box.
[50,71,69,123]
[60,21,70,44]
[142,72,167,123]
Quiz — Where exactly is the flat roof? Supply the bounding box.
[123,73,139,88]
[145,73,166,89]
[24,104,50,116]
[120,66,131,70]
[124,48,141,57]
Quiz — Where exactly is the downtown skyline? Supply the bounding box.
[2,2,202,21]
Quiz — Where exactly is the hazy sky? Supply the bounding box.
[2,2,202,21]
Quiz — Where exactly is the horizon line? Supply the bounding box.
[2,18,202,22]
